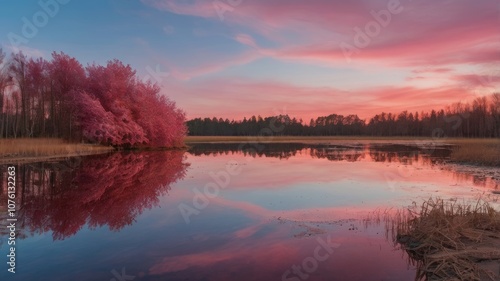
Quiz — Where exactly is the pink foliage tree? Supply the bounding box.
[133,82,186,147]
[2,50,186,146]
[72,59,186,147]
[70,90,149,146]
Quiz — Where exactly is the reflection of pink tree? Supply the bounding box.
[20,151,188,240]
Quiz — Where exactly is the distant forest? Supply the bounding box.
[0,50,186,147]
[188,94,500,138]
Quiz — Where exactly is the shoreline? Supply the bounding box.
[0,150,114,165]
[0,138,191,164]
[1,137,499,166]
[0,138,115,164]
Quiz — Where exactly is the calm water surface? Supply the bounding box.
[0,143,499,281]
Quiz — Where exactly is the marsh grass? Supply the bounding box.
[449,140,500,166]
[390,198,500,281]
[0,138,113,161]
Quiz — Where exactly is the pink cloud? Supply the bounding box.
[453,74,500,88]
[168,51,261,81]
[412,68,453,74]
[143,0,500,67]
[234,33,258,49]
[275,37,499,67]
[163,77,480,121]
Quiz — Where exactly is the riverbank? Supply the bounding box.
[0,138,114,163]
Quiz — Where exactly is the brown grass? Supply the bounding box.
[0,138,114,162]
[448,139,500,166]
[392,198,500,281]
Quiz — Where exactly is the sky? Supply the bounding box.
[1,0,499,121]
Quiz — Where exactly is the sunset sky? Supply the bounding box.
[1,0,499,121]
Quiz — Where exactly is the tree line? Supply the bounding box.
[187,94,500,137]
[0,49,186,147]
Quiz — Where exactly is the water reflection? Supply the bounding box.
[0,143,498,281]
[188,142,452,163]
[187,143,499,190]
[0,151,188,241]
[188,142,312,159]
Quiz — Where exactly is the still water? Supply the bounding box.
[0,143,498,281]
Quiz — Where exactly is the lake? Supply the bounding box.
[1,142,499,281]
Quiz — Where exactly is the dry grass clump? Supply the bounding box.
[393,198,500,281]
[0,138,113,161]
[450,140,500,166]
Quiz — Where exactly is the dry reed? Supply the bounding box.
[391,198,500,281]
[449,141,500,166]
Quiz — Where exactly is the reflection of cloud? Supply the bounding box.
[149,229,299,276]
[147,219,413,280]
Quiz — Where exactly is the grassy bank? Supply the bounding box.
[394,198,500,281]
[0,138,114,163]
